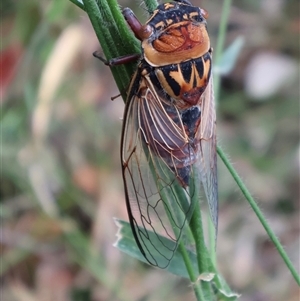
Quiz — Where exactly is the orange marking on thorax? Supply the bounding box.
[176,26,199,51]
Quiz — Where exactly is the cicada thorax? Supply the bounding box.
[141,1,212,110]
[153,54,212,108]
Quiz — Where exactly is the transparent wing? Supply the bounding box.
[121,77,198,268]
[196,77,218,233]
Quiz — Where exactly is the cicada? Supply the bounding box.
[102,0,218,268]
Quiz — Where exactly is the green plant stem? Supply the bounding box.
[208,217,217,266]
[190,207,208,273]
[207,0,233,271]
[190,204,213,301]
[157,172,209,300]
[82,0,139,100]
[217,146,300,286]
[213,0,232,101]
[178,242,205,301]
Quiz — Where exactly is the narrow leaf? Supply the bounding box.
[114,218,199,278]
[214,36,245,75]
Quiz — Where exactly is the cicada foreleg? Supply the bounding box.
[123,8,153,41]
[93,52,140,66]
[93,51,141,100]
[93,6,152,67]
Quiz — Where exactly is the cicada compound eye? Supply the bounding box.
[200,8,209,19]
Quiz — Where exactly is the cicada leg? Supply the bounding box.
[93,52,140,66]
[123,8,153,40]
[93,6,152,67]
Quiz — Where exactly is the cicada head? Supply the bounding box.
[141,1,210,67]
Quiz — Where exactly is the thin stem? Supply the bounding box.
[154,168,208,299]
[213,0,232,101]
[190,207,213,301]
[217,146,300,286]
[208,0,233,271]
[208,217,217,266]
[82,0,139,100]
[178,242,205,301]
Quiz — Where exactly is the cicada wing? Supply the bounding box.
[197,77,218,233]
[121,77,196,268]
